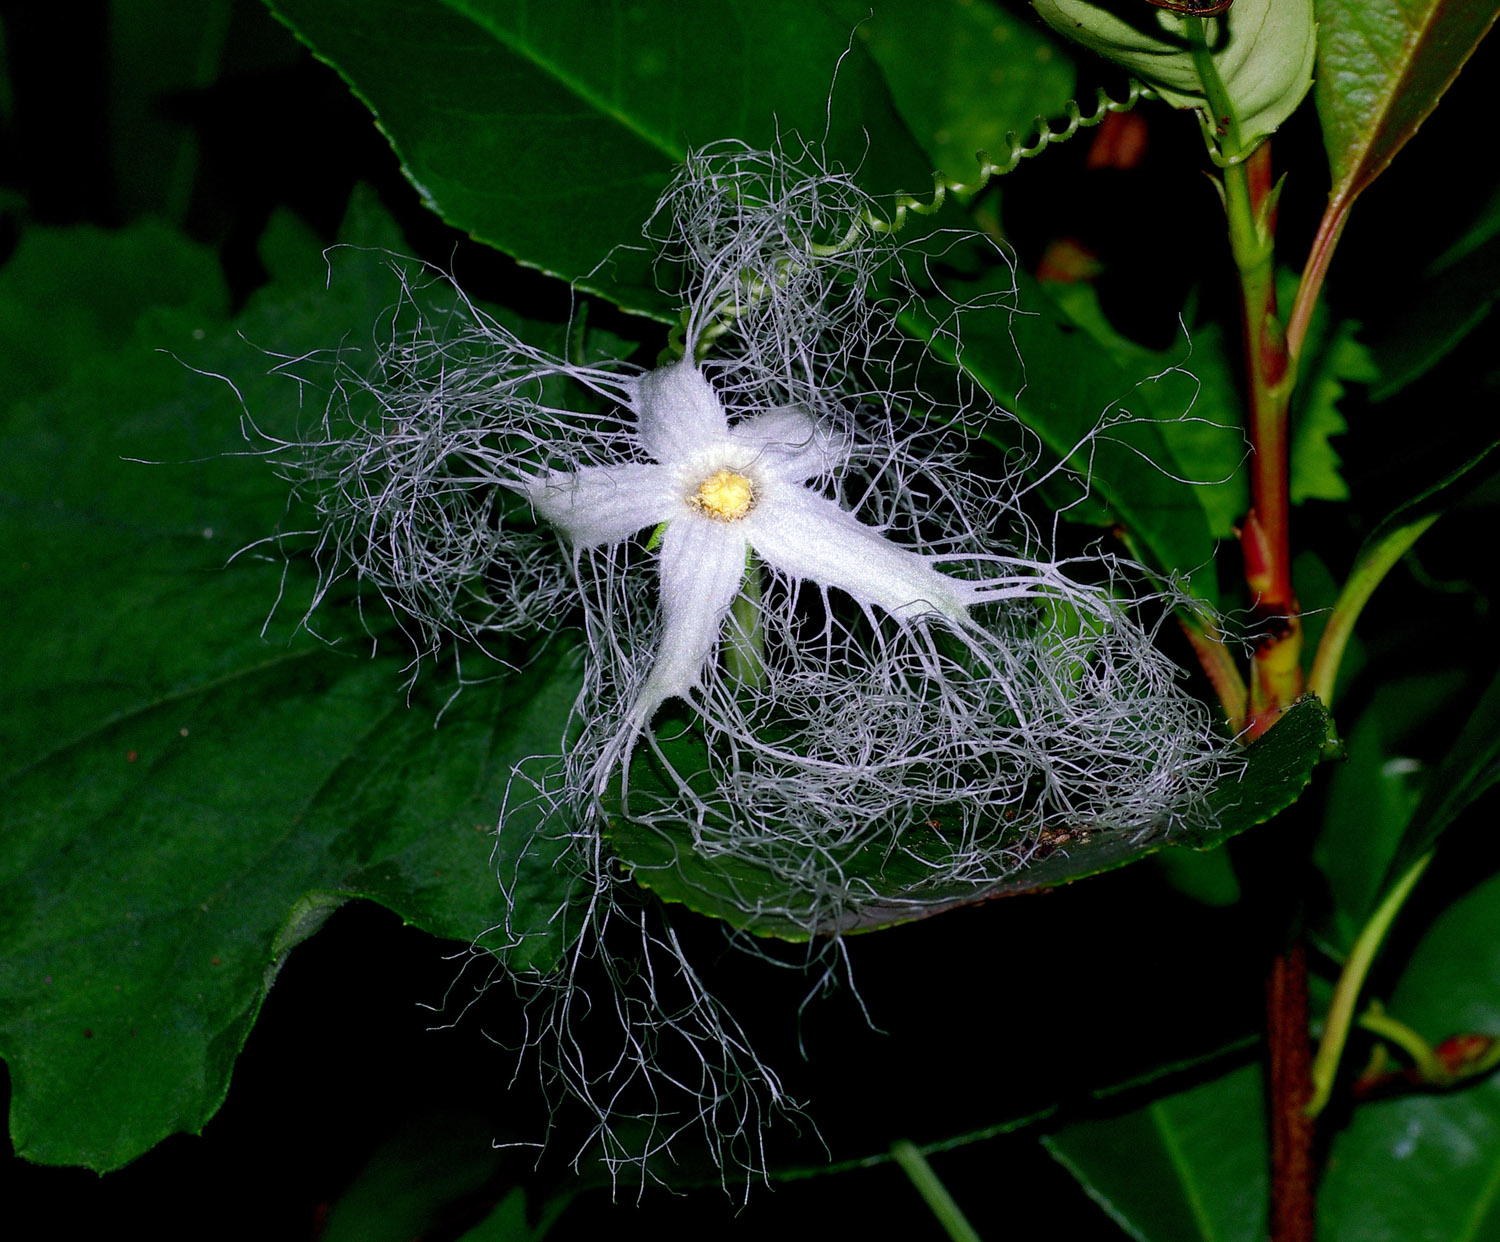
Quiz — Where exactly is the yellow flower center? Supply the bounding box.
[690,468,756,521]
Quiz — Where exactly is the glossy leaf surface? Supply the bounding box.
[0,218,583,1171]
[1315,0,1500,209]
[264,0,930,317]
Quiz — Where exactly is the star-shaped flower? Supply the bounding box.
[522,358,996,735]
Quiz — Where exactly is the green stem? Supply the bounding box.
[1188,17,1245,160]
[890,1141,983,1242]
[1357,1003,1448,1081]
[723,553,765,692]
[1308,514,1440,706]
[1307,851,1435,1118]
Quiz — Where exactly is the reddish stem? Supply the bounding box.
[1268,940,1316,1242]
[1231,143,1303,737]
[1227,141,1316,1242]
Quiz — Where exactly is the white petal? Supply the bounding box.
[522,462,673,548]
[726,405,842,483]
[746,485,977,621]
[632,519,748,720]
[633,360,729,463]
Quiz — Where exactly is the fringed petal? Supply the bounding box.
[745,484,977,622]
[726,405,842,483]
[523,462,674,549]
[631,519,749,721]
[633,360,730,463]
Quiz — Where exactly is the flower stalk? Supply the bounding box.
[724,554,766,693]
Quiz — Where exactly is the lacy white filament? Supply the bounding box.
[269,137,1237,1185]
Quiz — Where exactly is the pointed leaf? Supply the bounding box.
[1315,0,1500,209]
[1045,1061,1269,1242]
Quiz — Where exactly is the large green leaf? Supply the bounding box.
[263,0,931,318]
[0,220,584,1171]
[1286,274,1377,505]
[609,698,1329,940]
[1315,0,1500,212]
[826,0,1078,179]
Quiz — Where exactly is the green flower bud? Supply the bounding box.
[1031,0,1315,157]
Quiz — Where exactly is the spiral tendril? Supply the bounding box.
[667,80,1155,361]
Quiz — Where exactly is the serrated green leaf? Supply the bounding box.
[1045,280,1248,540]
[1316,0,1500,213]
[262,0,930,319]
[1288,283,1377,506]
[608,699,1328,941]
[0,222,584,1171]
[826,0,1078,178]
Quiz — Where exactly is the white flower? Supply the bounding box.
[522,357,1015,743]
[270,139,1239,1185]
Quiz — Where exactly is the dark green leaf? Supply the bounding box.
[455,1188,565,1242]
[1370,227,1500,400]
[1314,0,1500,210]
[1044,1061,1268,1242]
[263,0,931,317]
[1311,681,1434,952]
[608,699,1328,941]
[319,1111,507,1242]
[903,266,1220,597]
[1049,863,1500,1240]
[0,220,228,402]
[0,224,583,1171]
[1044,280,1248,540]
[107,0,233,222]
[1317,866,1500,1241]
[1381,663,1500,888]
[1364,438,1500,548]
[826,0,1078,178]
